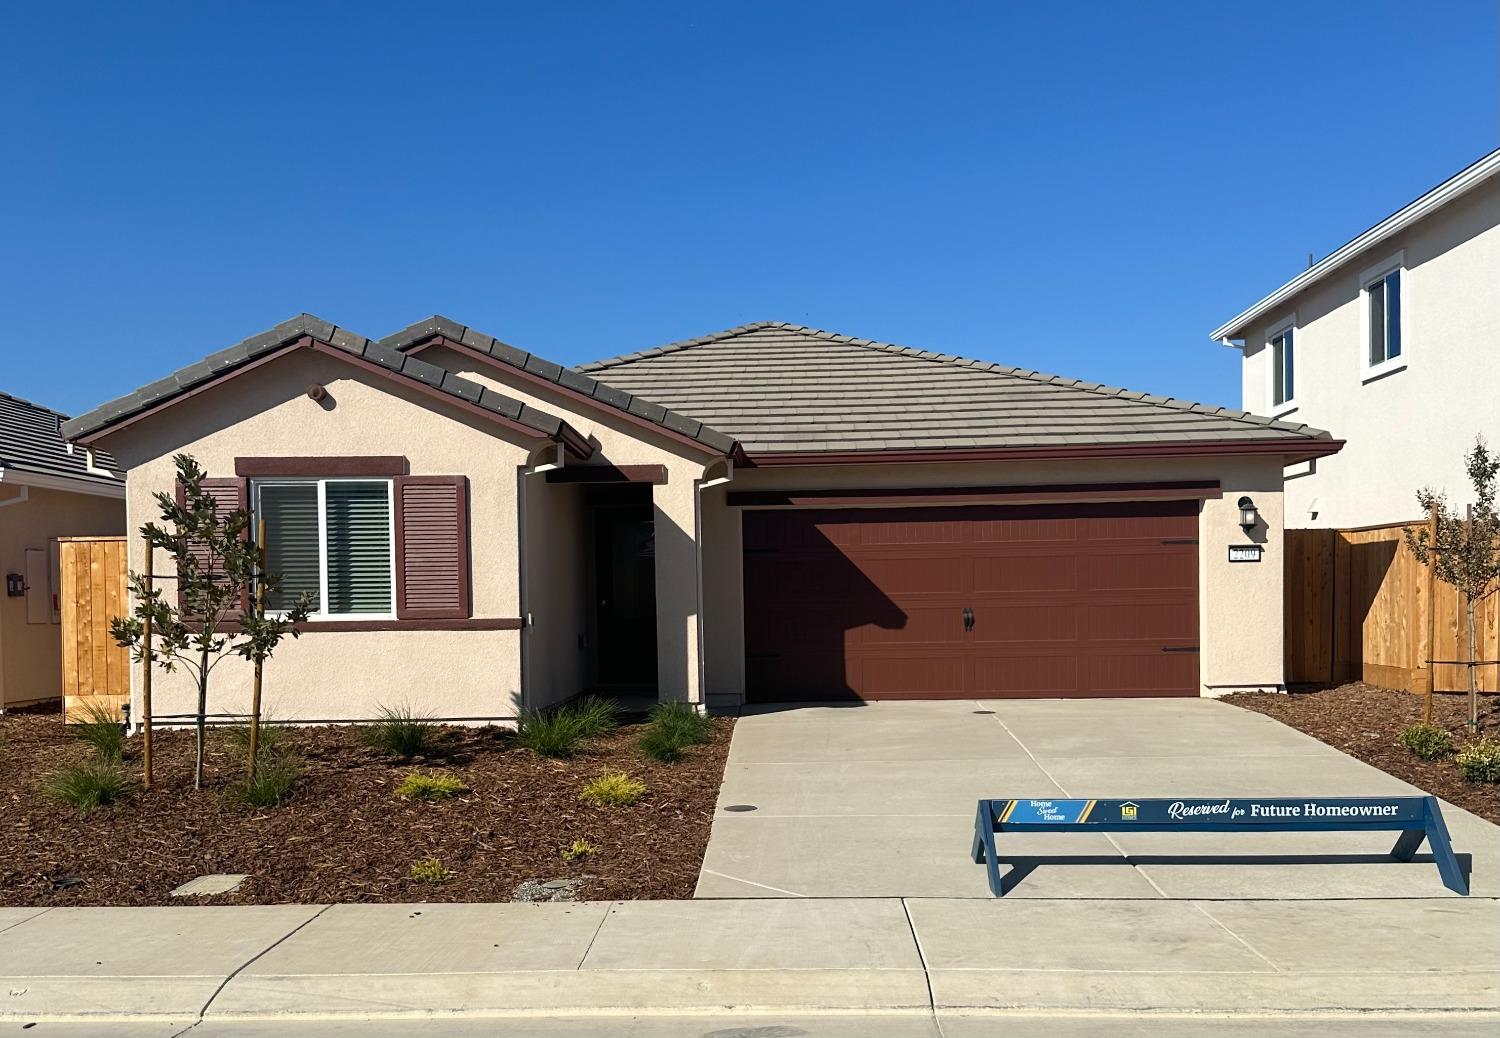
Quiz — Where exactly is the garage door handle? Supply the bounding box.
[963,607,974,632]
[1161,645,1200,653]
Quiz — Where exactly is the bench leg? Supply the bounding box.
[1423,797,1469,896]
[1390,827,1426,862]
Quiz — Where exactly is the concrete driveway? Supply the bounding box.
[697,698,1500,899]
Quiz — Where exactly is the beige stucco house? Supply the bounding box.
[0,392,125,709]
[1212,148,1500,529]
[61,316,1339,723]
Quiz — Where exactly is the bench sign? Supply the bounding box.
[972,796,1467,896]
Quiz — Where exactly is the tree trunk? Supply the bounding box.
[194,640,211,790]
[1467,599,1479,731]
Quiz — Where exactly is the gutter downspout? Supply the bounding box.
[693,457,735,713]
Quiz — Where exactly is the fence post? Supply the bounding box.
[1423,504,1438,723]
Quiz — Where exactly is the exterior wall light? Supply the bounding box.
[1237,496,1258,530]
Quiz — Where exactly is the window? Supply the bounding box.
[254,478,394,618]
[1267,320,1295,411]
[1360,252,1405,379]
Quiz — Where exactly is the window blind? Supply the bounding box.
[325,480,392,614]
[259,483,321,612]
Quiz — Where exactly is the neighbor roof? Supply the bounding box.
[382,316,738,455]
[580,322,1337,457]
[1211,147,1500,342]
[60,315,592,458]
[1,391,123,492]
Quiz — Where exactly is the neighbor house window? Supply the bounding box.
[1360,253,1405,378]
[253,479,394,618]
[1268,320,1295,410]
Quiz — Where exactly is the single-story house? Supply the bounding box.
[1,391,125,709]
[61,316,1342,723]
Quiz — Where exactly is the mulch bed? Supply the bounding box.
[0,709,733,906]
[1223,682,1499,824]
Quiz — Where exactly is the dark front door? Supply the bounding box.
[594,503,658,686]
[742,500,1200,701]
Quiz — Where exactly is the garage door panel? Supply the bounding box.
[972,553,1080,593]
[1088,652,1200,694]
[743,502,1199,702]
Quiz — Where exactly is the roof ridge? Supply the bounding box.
[0,389,72,421]
[718,321,1333,440]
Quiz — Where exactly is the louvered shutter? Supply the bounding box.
[176,476,250,619]
[394,476,470,620]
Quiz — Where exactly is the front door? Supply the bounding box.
[594,502,658,687]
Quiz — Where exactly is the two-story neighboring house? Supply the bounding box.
[1212,149,1500,530]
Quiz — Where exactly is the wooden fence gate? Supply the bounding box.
[1284,523,1499,693]
[59,536,130,723]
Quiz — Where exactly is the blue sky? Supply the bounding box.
[3,2,1495,417]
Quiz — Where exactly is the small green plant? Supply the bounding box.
[580,769,646,806]
[1456,737,1500,784]
[362,703,434,758]
[230,752,300,807]
[1399,722,1455,761]
[562,839,597,862]
[43,759,131,811]
[224,715,287,759]
[638,726,687,763]
[71,702,125,762]
[572,695,620,738]
[637,701,712,762]
[395,771,468,800]
[408,856,453,883]
[515,708,587,758]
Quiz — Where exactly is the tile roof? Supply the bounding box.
[382,316,738,455]
[579,321,1336,455]
[1,391,123,490]
[59,315,587,451]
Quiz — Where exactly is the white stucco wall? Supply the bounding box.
[1238,178,1500,529]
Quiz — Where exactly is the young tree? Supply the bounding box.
[1405,437,1500,730]
[112,454,311,788]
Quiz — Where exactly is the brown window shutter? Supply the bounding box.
[176,476,251,619]
[395,476,471,620]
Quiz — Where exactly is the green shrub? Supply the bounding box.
[637,726,687,763]
[395,771,468,800]
[71,702,124,762]
[44,759,131,811]
[515,708,587,758]
[580,769,646,806]
[231,753,301,807]
[572,695,620,738]
[1399,722,1454,761]
[1456,737,1500,784]
[636,702,712,762]
[562,839,597,862]
[408,856,453,883]
[649,701,712,745]
[362,704,434,758]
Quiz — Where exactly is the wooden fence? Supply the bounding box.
[59,536,130,723]
[1285,522,1499,692]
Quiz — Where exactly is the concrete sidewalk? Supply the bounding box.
[2,898,1497,1024]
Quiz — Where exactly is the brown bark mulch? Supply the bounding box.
[0,710,733,907]
[1223,682,1499,824]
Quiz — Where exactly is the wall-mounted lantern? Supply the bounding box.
[1237,496,1259,530]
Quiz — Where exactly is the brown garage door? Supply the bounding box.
[743,501,1199,701]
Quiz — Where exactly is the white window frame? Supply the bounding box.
[1265,313,1297,416]
[1359,250,1407,382]
[252,477,397,621]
